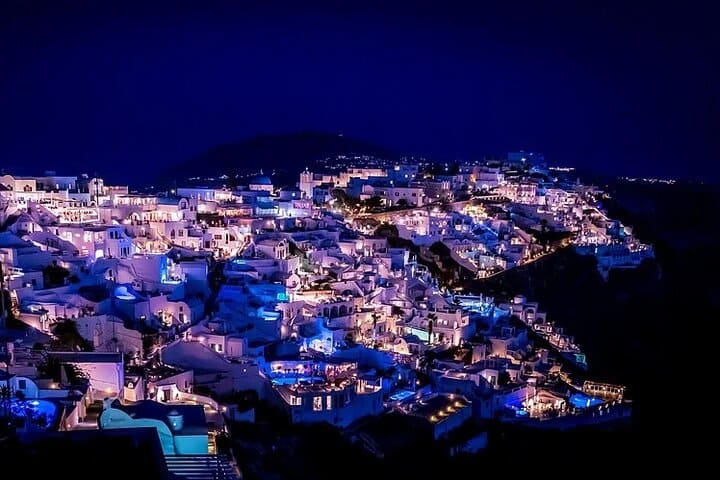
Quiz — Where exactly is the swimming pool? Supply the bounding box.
[504,401,529,417]
[569,393,604,409]
[271,376,323,386]
[9,399,59,430]
[389,389,415,402]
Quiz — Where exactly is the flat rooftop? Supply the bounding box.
[406,394,470,422]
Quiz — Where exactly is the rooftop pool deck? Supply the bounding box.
[270,375,324,386]
[569,392,604,409]
[388,389,416,402]
[506,391,605,417]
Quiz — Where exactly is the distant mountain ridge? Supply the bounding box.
[167,132,399,184]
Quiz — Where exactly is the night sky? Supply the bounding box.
[1,0,718,184]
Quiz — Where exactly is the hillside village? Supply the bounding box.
[0,156,644,476]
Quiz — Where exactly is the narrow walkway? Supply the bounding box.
[71,400,102,430]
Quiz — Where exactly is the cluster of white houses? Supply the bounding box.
[1,160,636,460]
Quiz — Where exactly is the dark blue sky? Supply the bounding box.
[1,0,718,183]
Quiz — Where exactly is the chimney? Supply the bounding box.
[167,409,184,432]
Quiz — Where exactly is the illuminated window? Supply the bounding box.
[313,396,322,411]
[326,395,332,410]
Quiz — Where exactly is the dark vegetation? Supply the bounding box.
[428,241,475,281]
[233,420,372,480]
[36,356,88,385]
[49,318,94,352]
[1,288,19,325]
[169,132,397,187]
[373,223,457,284]
[42,260,70,288]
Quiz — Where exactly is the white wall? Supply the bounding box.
[4,376,39,398]
[124,382,145,403]
[75,361,123,396]
[150,370,194,392]
[62,404,80,431]
[75,315,143,354]
[227,337,246,358]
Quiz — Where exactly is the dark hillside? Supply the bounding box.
[164,132,398,185]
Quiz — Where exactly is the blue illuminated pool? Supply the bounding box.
[271,376,323,386]
[569,393,604,409]
[504,401,529,417]
[9,399,59,430]
[389,389,415,402]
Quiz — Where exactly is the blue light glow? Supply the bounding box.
[114,285,137,300]
[569,393,603,409]
[389,389,415,402]
[271,376,323,386]
[8,399,58,430]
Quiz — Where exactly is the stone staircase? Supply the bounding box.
[164,454,240,480]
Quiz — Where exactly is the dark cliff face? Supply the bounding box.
[160,132,397,185]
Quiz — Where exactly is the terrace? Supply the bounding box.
[281,376,357,395]
[402,393,471,424]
